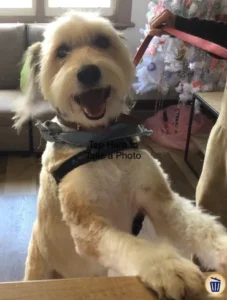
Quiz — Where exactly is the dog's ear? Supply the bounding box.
[27,42,41,78]
[13,42,47,133]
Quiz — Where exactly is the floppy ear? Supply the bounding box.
[13,42,47,132]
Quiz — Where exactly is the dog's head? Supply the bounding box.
[14,11,135,130]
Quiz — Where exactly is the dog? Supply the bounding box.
[13,11,227,300]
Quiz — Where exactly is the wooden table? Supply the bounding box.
[195,92,223,116]
[0,275,227,300]
[184,91,223,177]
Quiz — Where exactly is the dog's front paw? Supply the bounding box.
[135,247,204,299]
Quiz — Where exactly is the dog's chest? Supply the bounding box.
[76,159,138,229]
[44,145,140,232]
[44,143,139,199]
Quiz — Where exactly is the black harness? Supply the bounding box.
[53,137,136,184]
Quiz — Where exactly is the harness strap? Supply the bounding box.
[132,212,145,236]
[52,137,136,184]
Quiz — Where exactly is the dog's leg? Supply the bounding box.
[58,182,204,300]
[137,157,227,273]
[24,222,52,280]
[145,193,227,272]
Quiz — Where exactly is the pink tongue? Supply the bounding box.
[83,103,106,117]
[79,89,106,117]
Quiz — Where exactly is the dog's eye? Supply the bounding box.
[56,44,71,58]
[93,35,110,49]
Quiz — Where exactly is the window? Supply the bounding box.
[45,0,116,17]
[0,0,36,16]
[0,0,133,29]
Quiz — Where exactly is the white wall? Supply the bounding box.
[124,0,149,54]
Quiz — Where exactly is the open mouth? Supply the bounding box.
[74,86,111,120]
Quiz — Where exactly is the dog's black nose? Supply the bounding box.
[77,65,101,86]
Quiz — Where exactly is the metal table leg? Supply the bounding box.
[184,95,195,161]
[184,95,200,178]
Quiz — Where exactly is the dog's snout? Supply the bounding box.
[77,65,101,86]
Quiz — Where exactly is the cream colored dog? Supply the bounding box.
[14,11,227,300]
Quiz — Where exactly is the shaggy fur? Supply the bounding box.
[14,11,227,300]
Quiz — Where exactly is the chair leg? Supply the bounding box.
[28,120,34,153]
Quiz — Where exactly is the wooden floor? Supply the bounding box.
[0,141,198,283]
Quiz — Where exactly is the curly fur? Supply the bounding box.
[13,11,227,300]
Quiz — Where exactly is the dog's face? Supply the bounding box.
[39,11,135,128]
